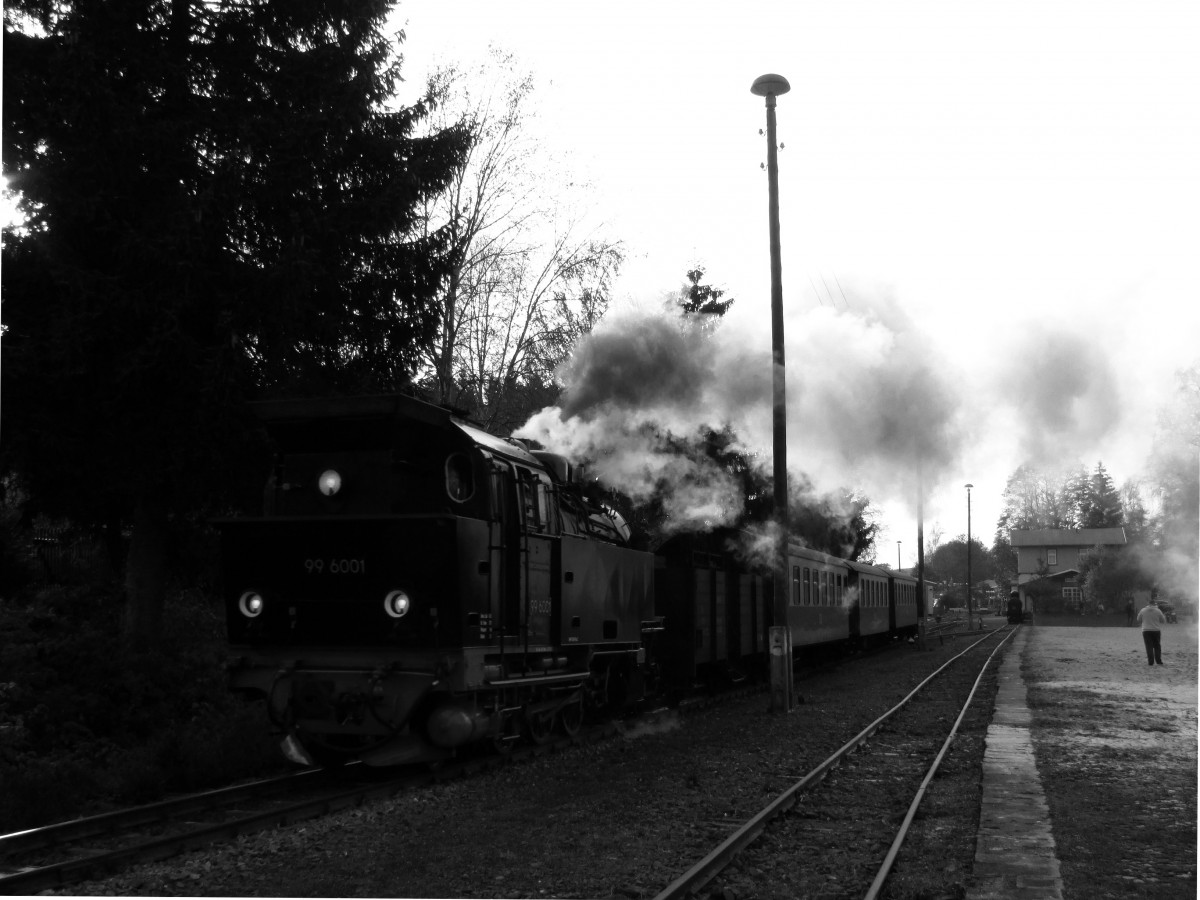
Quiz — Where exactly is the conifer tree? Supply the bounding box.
[1078,462,1124,528]
[2,1,468,644]
[679,267,736,318]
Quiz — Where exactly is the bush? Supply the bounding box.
[0,585,283,832]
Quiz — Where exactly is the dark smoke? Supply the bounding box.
[516,302,965,533]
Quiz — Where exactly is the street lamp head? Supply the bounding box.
[965,483,973,491]
[751,74,791,98]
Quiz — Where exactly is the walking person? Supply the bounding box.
[1136,597,1166,665]
[1125,598,1135,627]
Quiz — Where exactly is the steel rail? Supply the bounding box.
[0,771,397,895]
[651,625,1014,900]
[0,767,326,858]
[0,719,622,895]
[863,625,1017,900]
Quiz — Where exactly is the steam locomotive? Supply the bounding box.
[219,394,921,767]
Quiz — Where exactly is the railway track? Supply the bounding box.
[0,636,975,896]
[0,721,618,895]
[652,624,1016,900]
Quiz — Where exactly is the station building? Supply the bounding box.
[1009,527,1130,616]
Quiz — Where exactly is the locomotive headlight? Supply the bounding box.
[238,590,265,618]
[383,589,411,619]
[318,469,342,496]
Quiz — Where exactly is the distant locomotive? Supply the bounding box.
[219,394,923,767]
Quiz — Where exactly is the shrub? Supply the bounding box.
[0,585,283,832]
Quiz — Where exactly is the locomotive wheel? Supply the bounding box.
[557,699,584,737]
[524,709,554,745]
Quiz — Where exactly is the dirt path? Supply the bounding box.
[1023,623,1198,899]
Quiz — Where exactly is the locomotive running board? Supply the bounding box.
[484,671,588,688]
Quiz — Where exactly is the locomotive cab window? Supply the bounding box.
[445,453,475,503]
[516,469,555,533]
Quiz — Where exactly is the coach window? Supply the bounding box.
[445,453,475,502]
[803,568,811,605]
[792,566,800,606]
[820,571,828,606]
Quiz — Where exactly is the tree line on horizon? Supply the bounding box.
[926,437,1200,614]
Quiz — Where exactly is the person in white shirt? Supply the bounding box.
[1136,598,1167,665]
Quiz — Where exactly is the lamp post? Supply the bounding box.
[897,540,902,571]
[965,483,974,630]
[751,72,792,713]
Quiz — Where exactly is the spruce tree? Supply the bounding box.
[2,1,469,644]
[1083,462,1124,528]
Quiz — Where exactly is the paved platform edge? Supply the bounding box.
[966,627,1065,900]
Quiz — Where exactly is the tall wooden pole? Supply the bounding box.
[917,464,927,649]
[752,73,793,713]
[966,483,974,630]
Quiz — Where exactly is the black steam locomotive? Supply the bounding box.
[220,394,921,766]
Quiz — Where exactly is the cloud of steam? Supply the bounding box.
[773,303,962,509]
[515,300,966,533]
[1004,331,1122,466]
[519,315,754,532]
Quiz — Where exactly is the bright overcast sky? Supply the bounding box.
[6,2,1194,564]
[391,0,1200,562]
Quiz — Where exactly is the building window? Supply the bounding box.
[1047,548,1057,565]
[1063,586,1081,604]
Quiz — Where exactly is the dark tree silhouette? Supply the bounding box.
[2,1,469,644]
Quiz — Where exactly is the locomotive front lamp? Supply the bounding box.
[238,590,265,618]
[383,590,411,619]
[318,469,342,496]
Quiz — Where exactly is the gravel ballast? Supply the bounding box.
[59,621,1197,899]
[67,633,986,898]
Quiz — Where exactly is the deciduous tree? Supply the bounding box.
[415,50,623,434]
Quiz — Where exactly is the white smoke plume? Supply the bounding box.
[1003,330,1122,467]
[518,314,753,532]
[516,298,965,533]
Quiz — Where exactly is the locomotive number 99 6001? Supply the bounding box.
[304,558,367,575]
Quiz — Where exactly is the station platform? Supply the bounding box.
[967,625,1065,899]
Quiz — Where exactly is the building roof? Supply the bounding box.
[1027,568,1082,581]
[1009,528,1127,547]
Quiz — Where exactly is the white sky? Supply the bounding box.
[5,2,1194,564]
[392,0,1200,563]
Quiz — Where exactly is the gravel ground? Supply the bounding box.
[64,633,990,899]
[1023,622,1198,900]
[57,621,1196,899]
